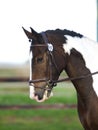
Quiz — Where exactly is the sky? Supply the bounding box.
[0,0,97,64]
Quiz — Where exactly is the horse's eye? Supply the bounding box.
[36,57,43,63]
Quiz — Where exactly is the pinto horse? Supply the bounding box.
[23,27,98,130]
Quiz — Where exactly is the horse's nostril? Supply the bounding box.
[35,92,43,100]
[38,95,43,100]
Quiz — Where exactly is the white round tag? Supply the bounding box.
[48,43,53,52]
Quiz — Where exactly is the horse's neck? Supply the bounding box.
[66,49,97,102]
[65,57,97,106]
[63,36,98,97]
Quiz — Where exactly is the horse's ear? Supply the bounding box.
[30,27,43,43]
[22,27,38,40]
[30,27,38,35]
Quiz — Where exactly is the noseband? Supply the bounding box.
[29,32,98,91]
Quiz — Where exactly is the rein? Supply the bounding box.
[29,32,98,90]
[29,71,98,84]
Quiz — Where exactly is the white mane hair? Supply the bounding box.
[63,35,98,96]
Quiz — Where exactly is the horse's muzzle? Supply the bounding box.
[29,85,53,102]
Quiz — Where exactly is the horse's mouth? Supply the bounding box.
[29,85,53,102]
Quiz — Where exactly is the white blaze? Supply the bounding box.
[29,51,35,99]
[29,85,35,99]
[29,51,53,102]
[29,51,33,81]
[63,35,98,96]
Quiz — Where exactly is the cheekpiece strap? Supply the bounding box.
[41,32,53,52]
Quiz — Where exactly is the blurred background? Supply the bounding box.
[0,0,97,130]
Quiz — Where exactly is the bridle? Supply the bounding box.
[29,32,59,90]
[29,32,98,91]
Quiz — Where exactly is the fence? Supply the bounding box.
[0,77,76,110]
[0,77,28,82]
[0,104,76,110]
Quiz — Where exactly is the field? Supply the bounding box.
[0,66,83,130]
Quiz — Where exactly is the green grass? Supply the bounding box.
[0,67,83,130]
[0,82,84,130]
[0,109,83,130]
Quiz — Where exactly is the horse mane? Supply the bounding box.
[45,29,83,38]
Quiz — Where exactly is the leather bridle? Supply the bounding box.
[29,32,98,91]
[29,32,59,90]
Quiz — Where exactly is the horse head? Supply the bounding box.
[22,27,66,102]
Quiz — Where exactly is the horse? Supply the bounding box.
[23,27,98,130]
